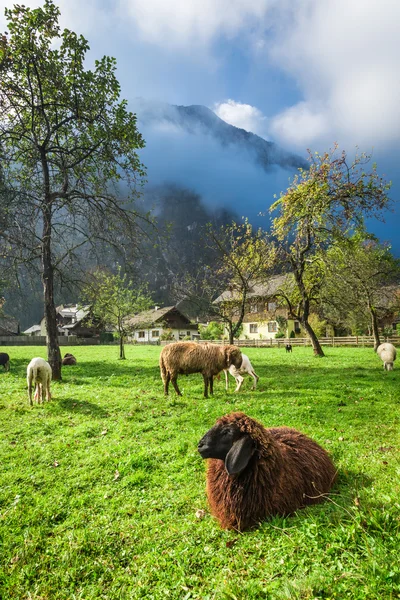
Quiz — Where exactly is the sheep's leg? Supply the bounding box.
[27,376,33,406]
[251,370,259,390]
[202,374,209,398]
[224,370,229,391]
[171,375,182,396]
[163,372,170,395]
[45,377,51,401]
[235,374,244,392]
[209,376,214,396]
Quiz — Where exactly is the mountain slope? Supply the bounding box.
[133,100,307,173]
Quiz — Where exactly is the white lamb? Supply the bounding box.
[376,343,397,371]
[27,357,52,405]
[224,353,259,392]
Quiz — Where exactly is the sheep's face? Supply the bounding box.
[225,347,242,370]
[198,422,255,475]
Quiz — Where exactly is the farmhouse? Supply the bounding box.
[39,304,101,338]
[126,306,199,343]
[214,274,301,340]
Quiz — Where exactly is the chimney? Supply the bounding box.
[154,305,160,311]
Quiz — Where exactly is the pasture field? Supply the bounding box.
[0,345,399,600]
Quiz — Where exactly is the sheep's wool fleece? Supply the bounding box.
[206,412,337,531]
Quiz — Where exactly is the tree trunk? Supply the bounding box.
[119,330,126,359]
[370,307,381,351]
[228,323,234,345]
[42,208,62,380]
[303,319,325,357]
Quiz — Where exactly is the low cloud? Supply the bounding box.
[213,100,270,140]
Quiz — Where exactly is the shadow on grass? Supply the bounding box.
[336,469,373,491]
[55,398,110,418]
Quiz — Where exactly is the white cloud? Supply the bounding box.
[270,102,328,147]
[119,0,272,48]
[268,0,400,149]
[213,99,270,139]
[0,0,110,37]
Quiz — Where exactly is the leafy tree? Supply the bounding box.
[198,321,224,340]
[175,221,275,344]
[0,1,146,378]
[321,231,400,350]
[82,267,152,359]
[270,146,391,356]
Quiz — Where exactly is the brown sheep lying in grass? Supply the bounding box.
[198,412,337,531]
[27,357,52,405]
[159,342,242,398]
[62,353,77,366]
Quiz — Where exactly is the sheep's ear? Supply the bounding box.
[225,436,255,475]
[225,347,236,367]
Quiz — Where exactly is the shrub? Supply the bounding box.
[160,329,175,341]
[100,332,114,343]
[199,321,224,340]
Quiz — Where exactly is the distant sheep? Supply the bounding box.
[0,352,10,371]
[376,343,397,371]
[198,412,336,531]
[160,342,242,398]
[27,357,52,405]
[62,353,77,366]
[224,353,259,392]
[285,344,292,353]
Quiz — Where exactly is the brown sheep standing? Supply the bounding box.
[62,353,77,366]
[198,412,337,531]
[159,342,242,398]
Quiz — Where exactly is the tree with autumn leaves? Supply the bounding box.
[270,147,392,356]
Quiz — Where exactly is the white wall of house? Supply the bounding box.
[130,327,197,342]
[240,321,279,340]
[226,318,301,340]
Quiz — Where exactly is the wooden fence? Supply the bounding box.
[0,336,101,346]
[1,335,398,348]
[162,336,399,348]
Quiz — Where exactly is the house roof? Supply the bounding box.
[23,324,42,334]
[126,306,193,329]
[0,315,20,336]
[213,274,293,304]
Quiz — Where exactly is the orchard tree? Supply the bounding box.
[0,1,146,378]
[322,231,400,350]
[82,266,152,359]
[175,221,275,344]
[270,146,391,356]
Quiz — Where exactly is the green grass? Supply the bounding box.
[0,345,399,600]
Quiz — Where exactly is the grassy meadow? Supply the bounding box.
[0,344,399,600]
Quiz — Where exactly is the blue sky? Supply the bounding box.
[1,0,399,251]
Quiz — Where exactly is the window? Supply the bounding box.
[249,304,258,313]
[249,323,258,333]
[268,321,277,333]
[294,321,301,333]
[152,330,159,338]
[186,331,191,336]
[267,301,276,311]
[138,331,145,338]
